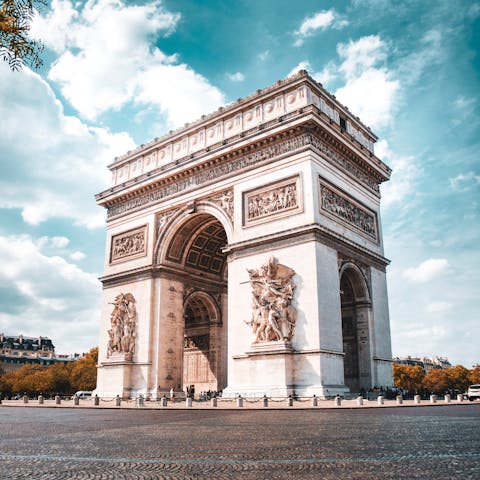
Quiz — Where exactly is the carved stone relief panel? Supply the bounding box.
[243,175,303,227]
[156,209,178,238]
[319,179,378,241]
[245,257,297,343]
[206,189,233,222]
[110,225,148,264]
[107,293,137,360]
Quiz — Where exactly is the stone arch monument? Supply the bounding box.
[95,70,393,399]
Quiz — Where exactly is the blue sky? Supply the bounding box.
[0,0,478,366]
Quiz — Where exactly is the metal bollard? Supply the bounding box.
[444,394,451,403]
[74,396,79,406]
[312,395,318,407]
[186,397,193,408]
[457,393,464,402]
[414,395,421,404]
[357,396,364,406]
[430,394,437,404]
[377,395,384,405]
[94,394,100,406]
[23,394,28,404]
[161,396,168,407]
[288,395,294,407]
[334,396,342,407]
[263,396,269,408]
[138,395,145,407]
[115,395,121,407]
[55,395,61,405]
[396,395,403,405]
[210,397,217,407]
[237,396,244,408]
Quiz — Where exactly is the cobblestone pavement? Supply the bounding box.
[0,405,479,479]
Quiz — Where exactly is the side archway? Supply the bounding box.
[339,263,373,393]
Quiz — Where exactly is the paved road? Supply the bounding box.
[0,405,479,479]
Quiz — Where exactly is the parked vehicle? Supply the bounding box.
[467,384,480,401]
[74,391,93,400]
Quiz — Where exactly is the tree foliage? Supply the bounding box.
[70,347,98,392]
[0,347,98,398]
[423,365,472,394]
[470,366,480,384]
[0,0,45,70]
[393,364,425,393]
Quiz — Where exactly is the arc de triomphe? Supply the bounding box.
[95,70,393,399]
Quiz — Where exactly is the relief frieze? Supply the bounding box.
[206,189,234,222]
[106,132,379,219]
[243,176,301,226]
[319,181,377,241]
[110,225,147,264]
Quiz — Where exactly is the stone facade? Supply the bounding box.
[95,70,393,399]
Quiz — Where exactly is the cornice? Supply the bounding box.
[224,223,390,270]
[98,118,388,222]
[108,70,378,171]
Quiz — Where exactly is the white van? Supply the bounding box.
[74,391,93,400]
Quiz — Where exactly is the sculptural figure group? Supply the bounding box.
[107,293,137,357]
[246,257,297,343]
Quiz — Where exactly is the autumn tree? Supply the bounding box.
[447,365,471,393]
[0,0,45,70]
[10,364,50,396]
[46,361,73,395]
[70,347,98,391]
[470,366,480,384]
[393,364,425,394]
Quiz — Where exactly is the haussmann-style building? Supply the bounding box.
[94,70,393,399]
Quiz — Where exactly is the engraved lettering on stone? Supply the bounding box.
[245,257,297,343]
[111,226,146,262]
[107,293,136,358]
[320,184,377,240]
[207,189,233,221]
[247,181,297,221]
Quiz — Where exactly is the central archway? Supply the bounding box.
[160,212,229,396]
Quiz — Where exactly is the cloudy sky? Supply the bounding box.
[1,0,478,367]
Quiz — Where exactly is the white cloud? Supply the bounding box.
[257,50,270,62]
[294,10,348,46]
[0,235,100,352]
[312,62,337,86]
[33,0,225,128]
[377,139,421,208]
[335,69,399,129]
[426,301,453,314]
[452,95,477,127]
[337,35,387,79]
[403,258,450,283]
[334,36,400,129]
[449,171,480,191]
[0,63,135,227]
[70,251,86,261]
[227,72,245,82]
[287,60,311,77]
